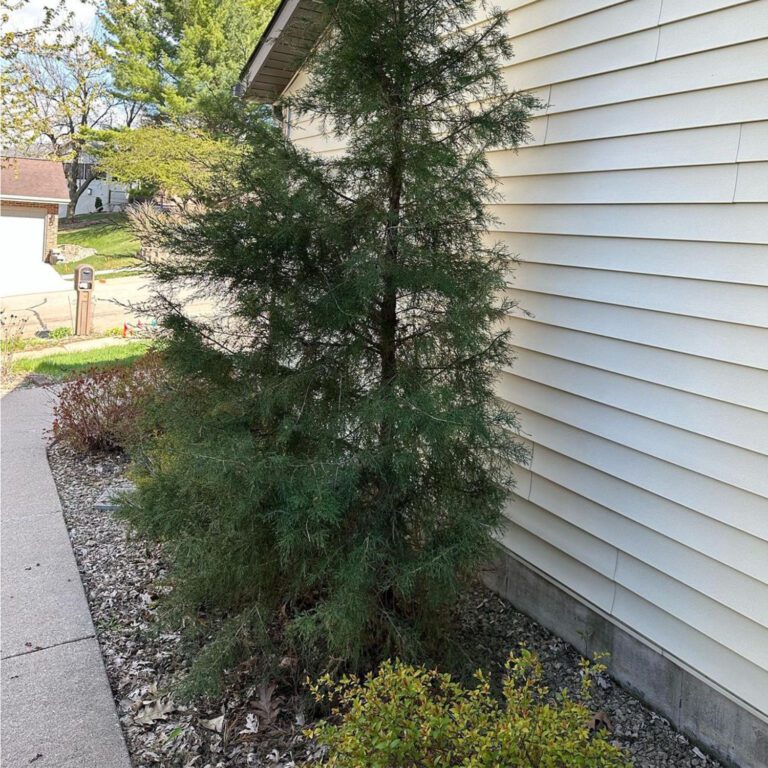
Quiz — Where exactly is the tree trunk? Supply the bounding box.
[66,164,80,223]
[380,166,401,394]
[378,1,405,450]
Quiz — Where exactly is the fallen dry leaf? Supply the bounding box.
[200,714,225,733]
[134,697,175,725]
[588,710,613,733]
[252,682,282,729]
[239,712,259,736]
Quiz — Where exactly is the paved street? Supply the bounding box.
[0,387,131,768]
[1,274,214,336]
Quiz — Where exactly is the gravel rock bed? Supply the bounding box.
[455,590,720,768]
[49,442,317,768]
[49,440,722,768]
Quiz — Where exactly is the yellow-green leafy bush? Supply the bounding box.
[307,651,631,768]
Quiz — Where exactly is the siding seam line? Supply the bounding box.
[609,549,620,615]
[541,87,552,144]
[523,116,768,148]
[513,255,768,287]
[653,0,664,61]
[508,309,768,375]
[528,73,768,120]
[735,121,745,162]
[526,441,535,501]
[509,258,768,289]
[506,286,768,330]
[494,159,765,179]
[489,225,768,249]
[493,122,761,154]
[502,37,768,97]
[504,364,768,457]
[496,0,636,40]
[732,123,745,201]
[504,366,768,457]
[506,341,767,414]
[506,313,768,375]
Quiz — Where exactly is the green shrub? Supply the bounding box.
[307,652,631,768]
[51,351,166,453]
[50,326,72,340]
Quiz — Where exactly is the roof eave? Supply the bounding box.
[1,193,70,205]
[240,0,326,102]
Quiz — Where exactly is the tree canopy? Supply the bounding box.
[99,0,278,121]
[93,124,241,198]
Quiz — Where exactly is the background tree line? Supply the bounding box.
[1,0,277,214]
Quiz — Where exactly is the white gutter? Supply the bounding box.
[0,193,70,205]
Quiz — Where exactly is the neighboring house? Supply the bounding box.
[241,2,768,766]
[0,157,69,281]
[58,158,129,218]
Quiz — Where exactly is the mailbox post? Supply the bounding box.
[74,264,95,336]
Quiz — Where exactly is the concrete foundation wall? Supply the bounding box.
[484,548,768,768]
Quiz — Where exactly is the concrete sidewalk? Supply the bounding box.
[14,336,140,361]
[0,387,131,768]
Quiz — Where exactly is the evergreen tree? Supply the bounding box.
[98,0,277,121]
[93,0,277,202]
[128,0,537,692]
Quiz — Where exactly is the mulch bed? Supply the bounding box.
[48,440,721,768]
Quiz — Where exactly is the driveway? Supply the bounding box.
[0,261,68,299]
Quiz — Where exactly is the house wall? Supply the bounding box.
[282,1,768,762]
[57,178,130,218]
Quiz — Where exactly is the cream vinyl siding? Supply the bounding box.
[286,0,768,719]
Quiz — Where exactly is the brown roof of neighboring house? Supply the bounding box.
[0,157,70,203]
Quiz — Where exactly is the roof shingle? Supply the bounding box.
[0,158,70,203]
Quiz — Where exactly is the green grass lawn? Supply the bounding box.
[56,213,141,275]
[12,341,152,379]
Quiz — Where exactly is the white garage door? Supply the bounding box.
[0,207,66,297]
[0,207,45,264]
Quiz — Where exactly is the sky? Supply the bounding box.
[6,0,97,32]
